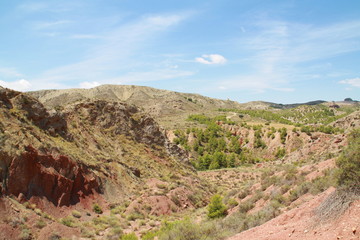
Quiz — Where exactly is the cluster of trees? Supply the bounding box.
[173,115,269,170]
[253,125,266,149]
[299,125,343,135]
[173,115,247,170]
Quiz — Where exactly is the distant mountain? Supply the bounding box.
[270,100,327,109]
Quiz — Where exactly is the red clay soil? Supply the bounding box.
[228,187,360,240]
[37,222,80,240]
[4,146,100,208]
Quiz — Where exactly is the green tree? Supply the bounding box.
[227,153,236,168]
[207,194,227,218]
[209,158,220,170]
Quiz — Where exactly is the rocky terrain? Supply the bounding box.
[0,84,359,239]
[0,86,210,239]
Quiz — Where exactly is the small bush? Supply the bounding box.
[19,231,32,240]
[72,210,82,218]
[157,219,202,240]
[336,129,360,192]
[227,198,239,208]
[93,203,103,214]
[35,219,46,229]
[238,188,250,199]
[121,233,138,240]
[275,148,286,158]
[238,200,255,214]
[60,216,77,228]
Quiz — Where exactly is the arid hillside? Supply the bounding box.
[0,86,211,239]
[1,84,359,240]
[28,85,243,129]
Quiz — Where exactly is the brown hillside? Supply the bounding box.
[0,86,210,239]
[28,85,243,129]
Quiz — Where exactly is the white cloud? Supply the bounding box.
[0,79,32,91]
[79,81,101,89]
[195,54,227,65]
[339,78,360,88]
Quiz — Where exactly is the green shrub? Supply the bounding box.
[238,200,255,214]
[207,194,227,218]
[93,203,103,214]
[158,218,202,240]
[238,188,250,199]
[336,129,360,192]
[275,148,286,158]
[72,210,82,218]
[227,198,239,208]
[19,227,32,240]
[35,219,46,229]
[121,233,138,240]
[60,216,77,228]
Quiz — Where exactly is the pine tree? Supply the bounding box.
[207,194,227,218]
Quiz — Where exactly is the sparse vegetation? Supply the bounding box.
[121,233,138,240]
[61,216,77,228]
[1,85,359,240]
[336,129,360,192]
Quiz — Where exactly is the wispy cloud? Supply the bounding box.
[33,20,72,30]
[195,54,227,65]
[339,77,360,88]
[0,79,31,91]
[216,19,360,93]
[33,13,191,85]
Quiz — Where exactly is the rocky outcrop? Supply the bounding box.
[67,100,189,162]
[331,110,360,131]
[2,146,100,206]
[0,87,68,138]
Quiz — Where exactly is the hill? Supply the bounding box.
[28,85,359,130]
[28,85,243,129]
[0,86,211,239]
[1,84,359,239]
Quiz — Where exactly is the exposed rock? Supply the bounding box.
[331,110,360,131]
[4,145,100,207]
[0,87,68,138]
[66,100,189,163]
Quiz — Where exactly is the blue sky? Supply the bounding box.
[0,0,359,103]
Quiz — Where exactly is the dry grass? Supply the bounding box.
[314,189,360,224]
